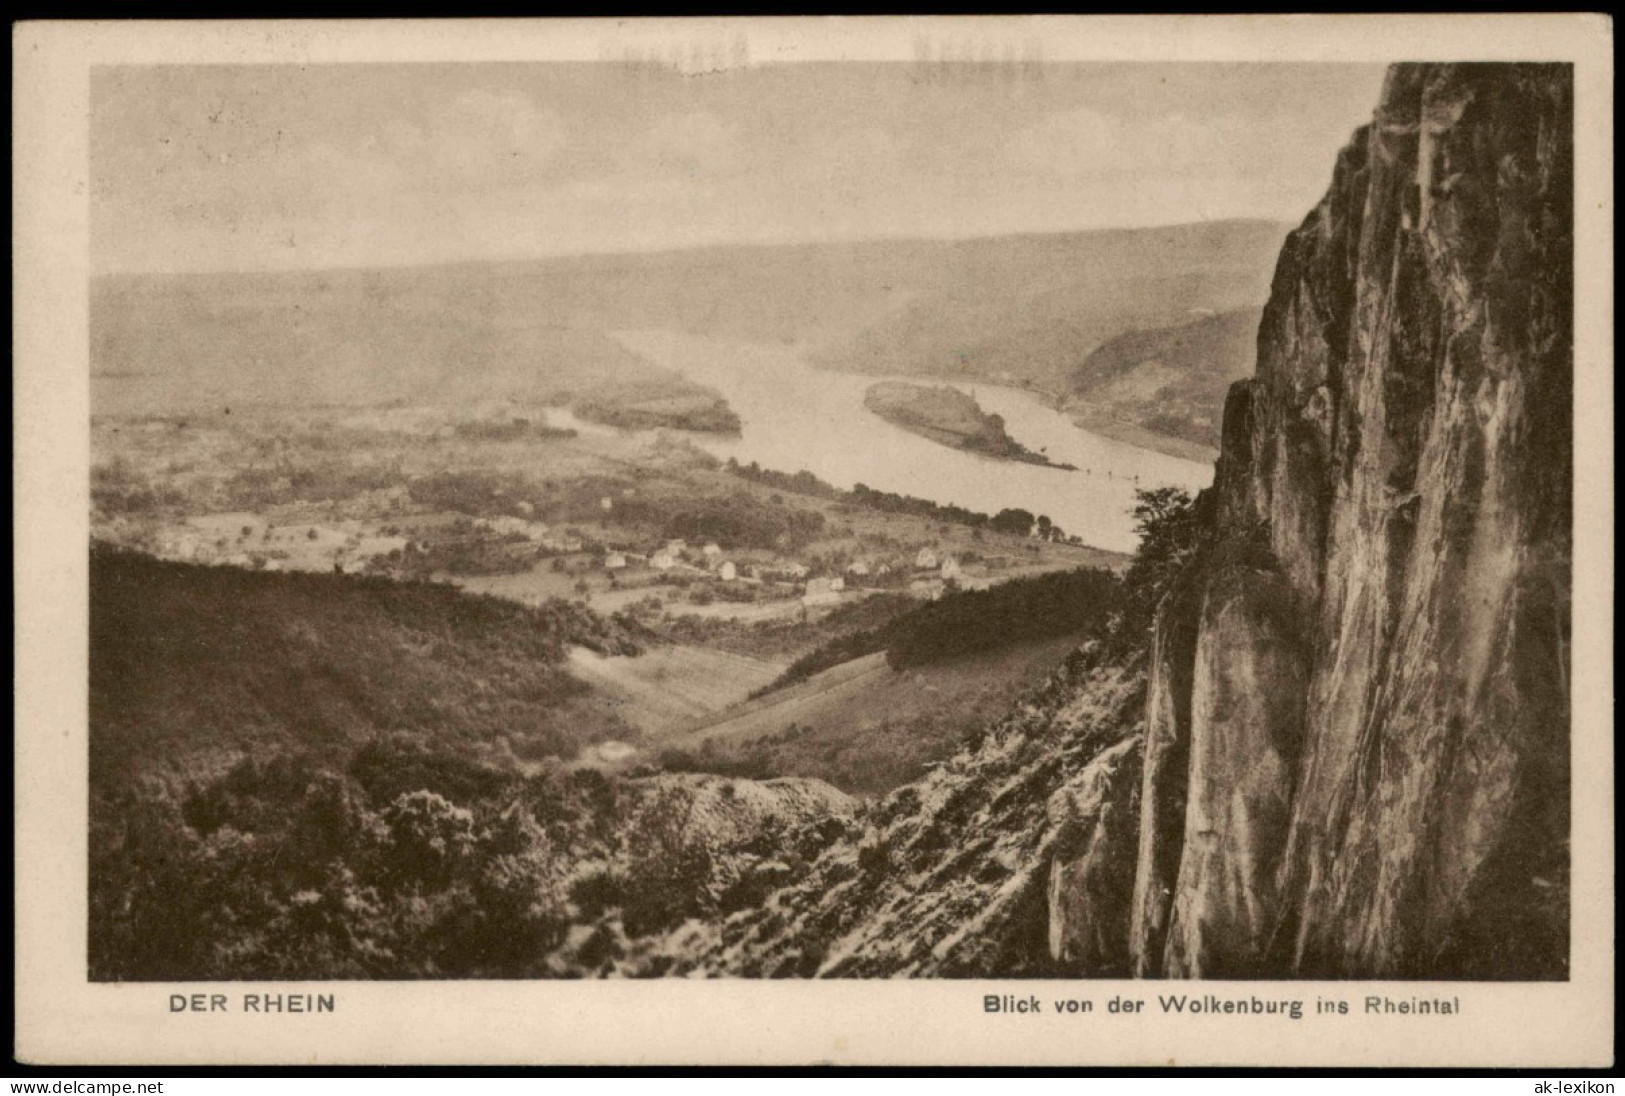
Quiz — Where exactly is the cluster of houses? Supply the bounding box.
[591,535,977,609]
[603,539,737,580]
[912,547,962,579]
[153,501,990,609]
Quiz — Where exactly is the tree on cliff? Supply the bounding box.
[1121,486,1204,640]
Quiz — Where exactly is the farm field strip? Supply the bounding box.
[665,651,894,749]
[566,644,786,739]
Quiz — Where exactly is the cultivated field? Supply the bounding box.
[565,644,786,740]
[662,634,1087,793]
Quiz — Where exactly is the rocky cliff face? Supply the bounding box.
[1129,63,1572,979]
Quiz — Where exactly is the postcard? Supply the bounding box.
[12,14,1614,1068]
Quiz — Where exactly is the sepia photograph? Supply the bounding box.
[13,15,1613,1068]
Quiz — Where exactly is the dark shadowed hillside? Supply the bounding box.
[90,546,646,790]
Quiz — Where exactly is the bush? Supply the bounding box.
[1118,486,1208,646]
[379,790,476,888]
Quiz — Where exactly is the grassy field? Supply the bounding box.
[659,635,1088,795]
[564,644,785,740]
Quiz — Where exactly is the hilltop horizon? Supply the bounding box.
[92,215,1297,280]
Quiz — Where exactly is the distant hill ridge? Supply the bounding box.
[93,220,1286,442]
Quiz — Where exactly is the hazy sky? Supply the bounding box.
[92,62,1387,274]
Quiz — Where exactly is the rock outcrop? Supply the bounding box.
[1129,63,1572,979]
[648,648,1147,977]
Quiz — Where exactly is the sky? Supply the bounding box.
[91,62,1387,274]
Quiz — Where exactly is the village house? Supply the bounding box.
[940,555,962,579]
[847,560,871,577]
[718,561,737,582]
[702,542,723,559]
[604,552,628,570]
[915,547,939,570]
[910,578,945,601]
[782,561,811,579]
[650,551,677,571]
[666,539,688,556]
[802,577,841,606]
[830,575,846,591]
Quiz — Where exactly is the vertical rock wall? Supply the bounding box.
[1127,63,1572,979]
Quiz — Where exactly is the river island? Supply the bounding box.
[863,381,1076,470]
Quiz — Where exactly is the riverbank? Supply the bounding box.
[1061,408,1220,465]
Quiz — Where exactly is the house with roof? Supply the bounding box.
[802,577,841,606]
[915,547,939,570]
[909,578,944,601]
